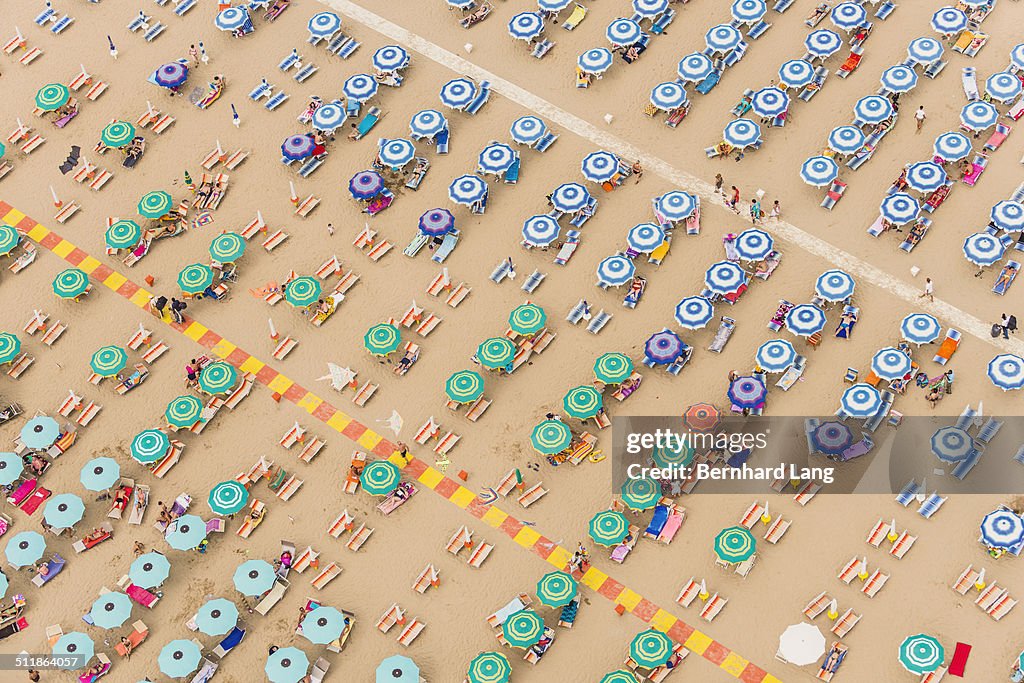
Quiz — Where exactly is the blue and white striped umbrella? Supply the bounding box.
[282,134,315,161]
[578,48,614,74]
[880,65,918,93]
[840,383,883,418]
[650,82,688,111]
[904,161,947,194]
[723,118,761,148]
[551,183,591,213]
[511,116,546,144]
[880,193,920,225]
[478,143,517,175]
[439,78,476,109]
[812,422,853,455]
[871,347,912,380]
[980,509,1024,548]
[815,270,855,301]
[805,29,842,59]
[655,191,696,222]
[830,2,866,30]
[735,229,773,260]
[509,12,544,41]
[828,126,865,154]
[985,72,1022,103]
[930,7,967,34]
[960,101,999,131]
[418,208,455,237]
[756,339,796,372]
[678,53,713,82]
[215,6,250,31]
[801,156,839,186]
[1011,44,1024,71]
[728,376,767,409]
[645,330,685,364]
[311,103,345,132]
[378,138,416,168]
[343,74,377,103]
[448,174,488,206]
[784,304,826,336]
[633,0,669,18]
[854,95,893,125]
[930,426,974,462]
[989,354,1024,390]
[963,232,1005,266]
[607,18,643,46]
[308,12,341,38]
[933,132,971,162]
[751,87,789,118]
[704,261,747,295]
[581,151,619,183]
[674,296,714,329]
[992,200,1024,232]
[597,255,636,287]
[538,0,571,10]
[907,37,943,65]
[522,215,560,247]
[901,314,940,344]
[705,24,742,53]
[731,0,766,23]
[373,45,409,72]
[778,59,814,88]
[409,110,447,139]
[627,223,665,253]
[448,0,475,7]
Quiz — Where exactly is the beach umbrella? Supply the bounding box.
[54,632,94,670]
[901,313,940,344]
[985,72,1021,103]
[160,639,202,678]
[130,429,170,464]
[677,52,713,82]
[361,460,401,496]
[715,525,757,563]
[988,354,1024,391]
[448,174,488,206]
[379,138,416,169]
[89,345,127,377]
[811,421,853,455]
[0,224,20,255]
[594,353,633,384]
[597,255,636,287]
[131,552,171,588]
[35,82,70,111]
[563,385,602,419]
[266,647,309,683]
[840,383,883,417]
[478,143,517,175]
[311,103,346,132]
[90,592,133,630]
[285,276,322,308]
[177,263,214,294]
[154,62,189,89]
[880,193,920,225]
[281,134,316,161]
[607,18,642,46]
[448,0,475,6]
[756,340,796,372]
[722,118,761,148]
[933,132,971,162]
[445,370,484,404]
[0,451,23,486]
[21,415,60,450]
[650,82,688,111]
[778,59,814,88]
[44,493,85,530]
[410,109,447,139]
[880,65,918,93]
[502,609,544,648]
[377,655,419,683]
[349,170,385,200]
[899,634,945,675]
[931,6,967,34]
[828,125,865,155]
[815,270,855,301]
[704,260,747,295]
[6,531,45,567]
[960,101,998,131]
[0,141,4,157]
[581,150,620,183]
[166,514,207,551]
[509,303,546,335]
[537,571,577,608]
[751,87,789,118]
[509,12,544,41]
[364,323,401,356]
[602,672,640,683]
[531,419,572,454]
[853,95,893,125]
[343,74,378,103]
[418,208,455,237]
[907,37,943,64]
[196,598,238,636]
[209,480,248,515]
[80,456,120,491]
[652,439,695,467]
[522,214,560,247]
[800,156,839,186]
[165,395,203,428]
[871,347,912,381]
[589,510,629,545]
[735,229,773,260]
[830,1,866,29]
[138,189,172,218]
[630,630,673,668]
[784,304,826,337]
[551,183,592,213]
[209,232,245,263]
[634,0,669,18]
[654,191,696,222]
[511,116,546,145]
[731,0,766,22]
[980,509,1024,548]
[778,623,826,666]
[308,11,341,37]
[1012,43,1024,70]
[373,45,409,72]
[620,477,659,510]
[705,24,741,53]
[53,268,89,298]
[538,0,571,10]
[0,332,19,364]
[644,329,684,364]
[106,219,141,250]
[477,337,516,369]
[674,296,714,329]
[805,29,842,58]
[728,376,767,409]
[101,120,136,148]
[962,233,1005,266]
[215,6,250,31]
[0,571,8,598]
[627,223,665,253]
[905,161,947,194]
[234,559,275,596]
[466,652,511,683]
[578,48,614,74]
[439,78,476,109]
[991,200,1024,232]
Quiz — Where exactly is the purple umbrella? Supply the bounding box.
[644,329,684,365]
[418,208,455,236]
[155,62,189,89]
[728,376,766,409]
[811,421,853,455]
[348,170,384,200]
[281,134,316,161]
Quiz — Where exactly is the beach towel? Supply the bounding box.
[610,544,630,562]
[645,506,669,537]
[20,487,51,514]
[659,511,683,542]
[126,583,158,608]
[949,642,971,677]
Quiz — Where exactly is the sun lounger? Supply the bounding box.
[988,593,1017,620]
[983,122,1010,152]
[310,562,341,590]
[866,519,888,547]
[517,482,548,508]
[895,479,920,507]
[352,381,378,407]
[837,556,860,584]
[397,618,426,646]
[831,609,860,637]
[236,499,265,538]
[447,526,473,555]
[115,620,149,657]
[739,501,764,529]
[563,3,588,29]
[211,624,245,659]
[255,578,288,615]
[378,482,416,515]
[763,517,790,544]
[31,554,66,587]
[412,564,439,593]
[963,153,987,186]
[377,604,404,633]
[674,578,701,608]
[932,328,961,363]
[349,106,382,140]
[975,584,1004,611]
[861,569,889,597]
[962,66,980,101]
[890,531,916,559]
[699,593,727,622]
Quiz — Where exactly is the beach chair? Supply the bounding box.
[255,579,289,615]
[805,4,829,27]
[989,593,1017,620]
[794,481,820,506]
[554,231,581,265]
[962,66,980,101]
[975,584,1004,611]
[563,4,587,29]
[764,517,790,544]
[467,541,493,568]
[535,131,558,151]
[431,229,460,263]
[466,397,491,422]
[831,609,860,637]
[821,181,847,210]
[311,562,341,590]
[212,624,245,658]
[707,317,736,353]
[236,499,265,538]
[31,554,66,587]
[518,482,548,508]
[397,618,426,646]
[739,501,764,529]
[587,310,611,334]
[861,570,888,597]
[976,417,1002,444]
[699,594,727,622]
[346,524,373,551]
[352,381,378,407]
[446,526,473,555]
[963,154,987,186]
[837,557,860,584]
[890,531,916,559]
[866,519,888,547]
[377,604,404,633]
[932,328,961,363]
[446,282,471,307]
[115,620,149,657]
[412,564,439,593]
[982,122,1010,152]
[676,578,700,607]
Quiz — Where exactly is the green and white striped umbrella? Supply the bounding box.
[652,440,695,468]
[508,303,546,335]
[165,395,203,428]
[177,263,214,294]
[209,480,248,515]
[445,370,484,403]
[536,571,577,608]
[53,268,89,298]
[138,190,173,218]
[466,652,511,683]
[0,224,21,255]
[198,361,237,394]
[36,83,70,111]
[476,337,516,369]
[601,671,640,683]
[589,509,629,546]
[364,323,401,355]
[105,219,142,249]
[285,276,322,307]
[530,419,572,454]
[620,477,659,510]
[90,345,128,376]
[130,429,170,463]
[563,385,602,419]
[0,332,21,365]
[101,120,136,148]
[501,609,545,648]
[899,634,944,675]
[360,460,401,495]
[629,629,673,668]
[714,525,756,563]
[594,352,633,384]
[209,232,245,262]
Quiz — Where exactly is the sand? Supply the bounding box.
[1,0,1023,680]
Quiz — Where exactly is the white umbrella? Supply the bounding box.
[778,623,826,666]
[380,410,403,436]
[318,363,356,391]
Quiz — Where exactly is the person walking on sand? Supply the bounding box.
[714,173,725,197]
[749,198,763,224]
[728,186,740,213]
[918,277,934,302]
[189,44,200,67]
[915,106,926,132]
[631,160,644,183]
[768,199,781,220]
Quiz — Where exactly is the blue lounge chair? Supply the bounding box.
[212,625,246,658]
[534,131,558,152]
[30,554,66,587]
[128,13,149,32]
[875,1,896,19]
[294,63,318,82]
[345,98,361,118]
[917,493,946,518]
[895,479,920,507]
[298,156,324,177]
[432,229,460,263]
[773,0,794,11]
[435,127,449,154]
[650,9,675,35]
[504,158,520,184]
[35,7,56,26]
[249,79,272,100]
[644,506,669,537]
[174,0,197,16]
[569,197,597,227]
[51,15,74,34]
[278,49,300,71]
[695,70,720,95]
[351,106,381,140]
[464,81,491,115]
[265,91,289,111]
[144,22,166,41]
[337,38,360,59]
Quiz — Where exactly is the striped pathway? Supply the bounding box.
[1,201,779,683]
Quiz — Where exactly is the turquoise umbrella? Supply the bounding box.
[501,609,544,648]
[198,361,237,394]
[530,419,572,454]
[361,460,401,496]
[90,345,128,376]
[165,395,203,428]
[285,276,322,307]
[466,652,511,683]
[477,337,515,369]
[209,232,246,262]
[5,530,46,567]
[165,514,207,550]
[714,525,756,563]
[21,415,60,449]
[445,370,484,403]
[138,190,173,218]
[563,385,602,419]
[899,634,944,675]
[364,323,401,355]
[266,646,310,683]
[301,606,348,645]
[589,510,630,546]
[53,268,89,298]
[159,639,202,678]
[53,632,94,670]
[80,456,120,491]
[536,571,578,608]
[0,571,8,599]
[130,551,171,588]
[130,429,170,463]
[101,120,136,148]
[44,493,85,529]
[89,592,133,629]
[376,655,420,683]
[0,451,24,486]
[36,83,70,111]
[234,559,276,596]
[196,598,239,636]
[209,480,248,515]
[629,629,673,668]
[621,477,659,510]
[509,303,546,335]
[652,440,695,468]
[0,332,20,364]
[601,671,640,683]
[177,263,214,294]
[594,352,633,384]
[0,224,21,255]
[105,219,141,249]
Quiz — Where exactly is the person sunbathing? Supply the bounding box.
[120,636,134,658]
[735,97,752,116]
[264,0,290,20]
[905,224,926,246]
[25,455,47,475]
[807,3,828,21]
[995,264,1017,290]
[716,141,733,156]
[112,486,130,510]
[36,563,50,577]
[83,527,108,544]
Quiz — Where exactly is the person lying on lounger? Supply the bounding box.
[995,264,1017,290]
[807,3,828,22]
[716,141,734,156]
[196,75,225,109]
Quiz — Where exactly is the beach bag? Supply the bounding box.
[991,323,1002,338]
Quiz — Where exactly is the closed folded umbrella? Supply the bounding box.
[80,456,120,491]
[364,323,401,356]
[130,551,171,588]
[705,24,741,53]
[165,395,203,428]
[597,255,635,287]
[160,639,202,678]
[209,232,245,262]
[360,460,401,496]
[44,493,85,530]
[106,219,141,249]
[531,419,572,454]
[21,415,60,449]
[90,345,127,377]
[510,116,546,144]
[674,296,714,329]
[563,385,602,419]
[5,530,45,567]
[343,74,377,102]
[233,559,275,596]
[805,29,841,58]
[445,370,484,404]
[209,480,248,515]
[620,477,658,510]
[131,429,170,464]
[880,193,920,225]
[409,109,447,139]
[756,339,796,372]
[607,18,642,47]
[138,189,172,217]
[871,347,912,381]
[197,598,239,636]
[578,48,613,74]
[815,270,855,301]
[901,313,940,344]
[522,215,560,247]
[54,632,95,670]
[165,514,207,550]
[594,353,632,384]
[800,156,839,186]
[677,52,712,82]
[177,263,214,294]
[988,354,1024,391]
[933,131,970,162]
[629,630,673,668]
[448,174,488,206]
[654,191,696,221]
[466,652,511,683]
[962,232,1005,266]
[581,150,620,183]
[714,525,756,562]
[266,647,309,683]
[704,260,746,295]
[90,592,133,629]
[53,268,89,298]
[551,183,592,213]
[840,383,882,417]
[722,118,761,148]
[589,510,629,545]
[536,571,577,608]
[477,337,515,369]
[373,45,409,72]
[735,229,773,260]
[439,78,476,109]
